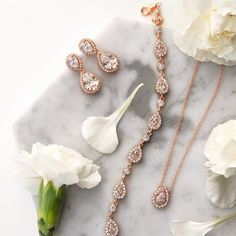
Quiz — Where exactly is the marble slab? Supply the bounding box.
[14,19,236,236]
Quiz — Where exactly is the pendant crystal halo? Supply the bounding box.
[79,70,101,94]
[97,51,120,73]
[152,186,170,208]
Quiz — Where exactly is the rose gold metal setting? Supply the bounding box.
[79,38,120,73]
[79,70,101,94]
[97,51,120,73]
[105,3,167,235]
[152,186,169,208]
[66,53,83,71]
[79,38,97,55]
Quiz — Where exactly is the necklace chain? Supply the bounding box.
[160,62,224,191]
[152,62,224,209]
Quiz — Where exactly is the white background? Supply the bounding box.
[0,1,176,235]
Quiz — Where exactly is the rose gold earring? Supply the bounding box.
[66,53,101,94]
[79,38,120,73]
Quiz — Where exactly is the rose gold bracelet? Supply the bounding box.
[105,3,168,235]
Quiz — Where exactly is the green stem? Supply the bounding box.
[214,212,236,226]
[38,180,67,236]
[109,83,144,123]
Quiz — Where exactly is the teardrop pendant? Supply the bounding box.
[66,53,82,71]
[80,70,101,94]
[97,51,120,73]
[152,186,170,208]
[105,218,119,236]
[79,38,97,55]
[112,180,126,200]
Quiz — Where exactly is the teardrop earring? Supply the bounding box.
[66,53,101,94]
[79,38,120,73]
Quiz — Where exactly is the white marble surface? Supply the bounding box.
[14,19,236,236]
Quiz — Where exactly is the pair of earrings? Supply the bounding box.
[66,39,120,94]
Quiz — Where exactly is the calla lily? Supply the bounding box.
[82,83,144,154]
[171,212,236,236]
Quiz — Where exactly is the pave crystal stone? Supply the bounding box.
[97,51,119,72]
[156,78,169,94]
[154,26,162,34]
[148,112,162,130]
[142,133,151,142]
[80,71,101,94]
[157,63,165,71]
[79,39,97,55]
[105,219,119,236]
[66,53,81,71]
[123,167,131,175]
[128,145,142,163]
[152,186,169,208]
[109,203,117,213]
[154,39,167,58]
[112,181,126,200]
[157,98,165,107]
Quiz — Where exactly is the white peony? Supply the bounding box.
[204,120,236,208]
[173,0,236,66]
[15,143,101,195]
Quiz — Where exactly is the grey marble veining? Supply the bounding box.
[14,19,236,236]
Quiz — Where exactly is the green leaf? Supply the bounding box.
[38,180,67,236]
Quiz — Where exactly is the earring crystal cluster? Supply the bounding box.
[79,38,120,73]
[66,53,101,94]
[66,39,120,95]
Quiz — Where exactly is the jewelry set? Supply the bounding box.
[66,3,224,236]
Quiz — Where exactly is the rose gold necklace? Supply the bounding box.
[105,3,224,236]
[152,62,224,208]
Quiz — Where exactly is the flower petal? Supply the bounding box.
[82,83,143,154]
[77,169,101,189]
[82,116,118,154]
[206,170,236,208]
[204,120,236,166]
[15,143,102,191]
[171,220,214,236]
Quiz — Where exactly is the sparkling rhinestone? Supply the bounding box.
[66,54,81,71]
[123,167,131,176]
[79,39,97,55]
[152,186,169,208]
[142,134,151,142]
[128,145,142,163]
[109,203,117,213]
[158,63,165,71]
[97,51,119,73]
[82,72,93,83]
[154,40,167,58]
[157,98,165,107]
[148,112,162,130]
[80,71,101,94]
[156,78,169,94]
[112,181,126,200]
[154,26,162,34]
[105,219,119,236]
